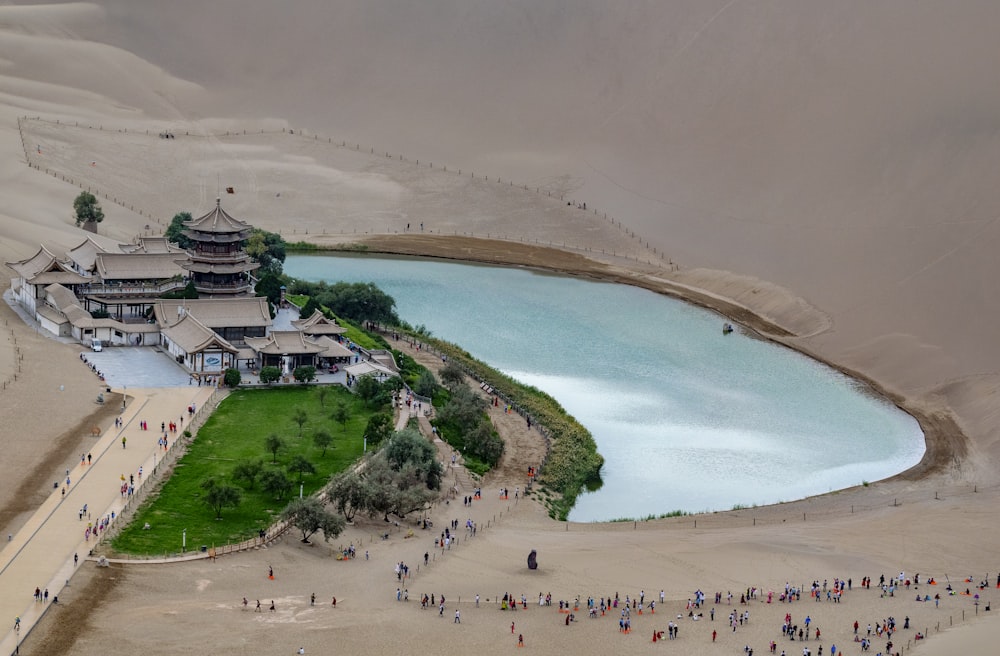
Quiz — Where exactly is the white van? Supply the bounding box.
[90,338,103,352]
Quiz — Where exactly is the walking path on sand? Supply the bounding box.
[0,385,215,655]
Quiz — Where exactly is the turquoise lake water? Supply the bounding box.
[285,253,925,521]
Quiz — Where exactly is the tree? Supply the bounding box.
[327,470,367,522]
[292,408,308,436]
[223,368,242,388]
[385,429,444,490]
[73,191,104,226]
[300,297,321,319]
[259,366,282,385]
[293,365,317,383]
[385,428,436,472]
[260,468,293,500]
[355,376,397,409]
[330,401,350,433]
[232,459,264,490]
[439,360,466,388]
[316,386,330,408]
[245,228,286,275]
[287,454,316,483]
[264,433,286,463]
[254,272,285,309]
[313,429,333,456]
[201,478,241,519]
[363,412,393,448]
[414,369,438,398]
[160,281,198,300]
[281,497,345,543]
[317,282,399,324]
[464,421,505,467]
[164,211,194,249]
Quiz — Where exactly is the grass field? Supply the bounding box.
[111,386,372,555]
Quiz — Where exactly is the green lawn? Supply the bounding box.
[112,386,372,555]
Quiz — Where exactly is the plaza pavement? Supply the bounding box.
[0,384,215,655]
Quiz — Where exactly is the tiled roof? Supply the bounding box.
[155,297,272,329]
[292,309,347,335]
[95,253,188,281]
[66,237,107,272]
[244,331,326,355]
[161,312,239,354]
[184,199,253,235]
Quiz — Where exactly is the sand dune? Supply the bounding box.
[1,2,1000,654]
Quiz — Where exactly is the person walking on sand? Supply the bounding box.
[455,609,461,623]
[518,634,524,647]
[122,436,126,449]
[255,599,261,612]
[269,600,275,612]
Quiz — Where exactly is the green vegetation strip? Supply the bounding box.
[417,335,603,520]
[112,387,372,555]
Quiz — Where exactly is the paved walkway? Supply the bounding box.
[0,385,215,655]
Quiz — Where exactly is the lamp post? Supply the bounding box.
[182,529,186,553]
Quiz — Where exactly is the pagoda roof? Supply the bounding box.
[181,260,259,275]
[291,309,347,335]
[184,199,254,235]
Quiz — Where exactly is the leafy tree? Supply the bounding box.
[316,281,398,324]
[437,384,487,429]
[300,297,321,319]
[164,211,194,249]
[355,376,398,409]
[201,478,241,519]
[385,428,436,472]
[293,365,317,383]
[73,191,104,226]
[330,401,350,433]
[414,369,438,398]
[232,459,264,490]
[439,360,466,388]
[292,408,308,436]
[245,228,286,275]
[363,412,393,448]
[327,470,366,522]
[160,281,198,300]
[464,421,505,467]
[360,456,435,521]
[264,433,286,463]
[254,272,285,308]
[316,386,330,408]
[223,368,242,388]
[259,366,282,385]
[287,454,316,483]
[313,429,333,456]
[281,497,345,543]
[260,468,293,500]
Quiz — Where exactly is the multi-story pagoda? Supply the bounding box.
[180,199,259,296]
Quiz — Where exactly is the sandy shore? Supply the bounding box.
[1,3,1000,654]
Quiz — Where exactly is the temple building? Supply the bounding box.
[180,199,259,296]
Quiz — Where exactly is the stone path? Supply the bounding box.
[0,385,215,655]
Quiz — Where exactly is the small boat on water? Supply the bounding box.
[722,323,734,335]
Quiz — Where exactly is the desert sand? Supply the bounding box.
[1,2,1000,654]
